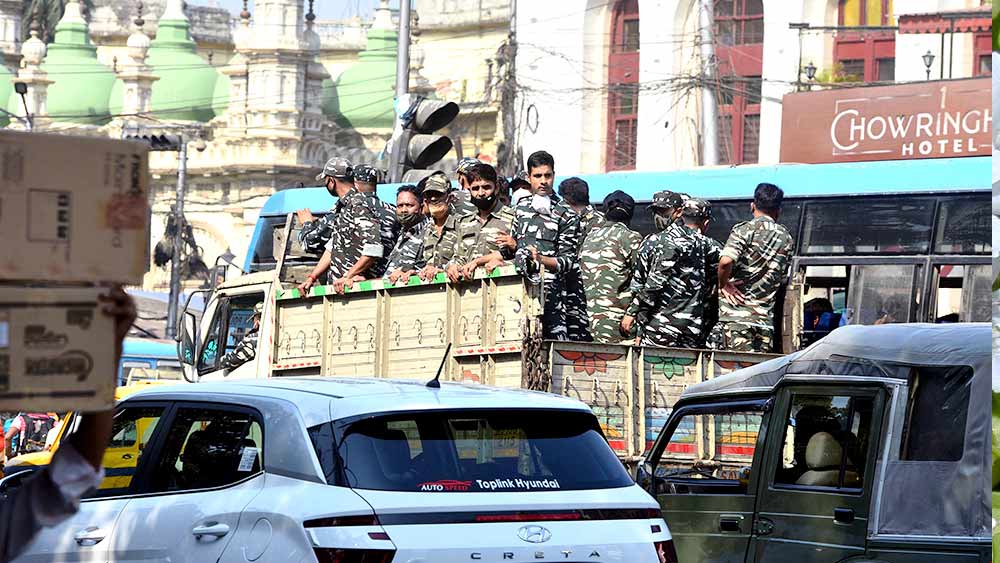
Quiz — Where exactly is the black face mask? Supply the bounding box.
[396,211,422,228]
[471,193,496,211]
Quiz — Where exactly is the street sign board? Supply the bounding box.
[780,78,991,164]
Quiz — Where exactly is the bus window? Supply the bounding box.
[848,264,920,325]
[933,197,990,255]
[799,266,848,347]
[704,201,802,247]
[800,199,935,255]
[931,264,992,323]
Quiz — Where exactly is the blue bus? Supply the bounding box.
[243,156,990,348]
[117,338,183,386]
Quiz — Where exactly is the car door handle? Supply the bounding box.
[74,527,106,546]
[192,522,231,540]
[834,508,855,524]
[121,453,133,460]
[719,515,743,533]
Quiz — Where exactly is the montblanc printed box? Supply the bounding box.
[0,131,150,284]
[0,287,115,412]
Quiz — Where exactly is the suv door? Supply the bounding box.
[748,386,885,562]
[644,399,771,563]
[10,404,168,563]
[109,404,266,562]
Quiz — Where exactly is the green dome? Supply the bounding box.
[323,26,397,129]
[145,8,227,122]
[7,3,118,125]
[0,64,13,127]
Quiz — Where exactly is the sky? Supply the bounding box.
[190,0,384,20]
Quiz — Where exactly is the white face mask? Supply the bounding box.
[530,194,552,215]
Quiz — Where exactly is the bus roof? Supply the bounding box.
[122,338,178,360]
[258,156,988,216]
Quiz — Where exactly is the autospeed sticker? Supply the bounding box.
[418,480,473,492]
[475,478,561,491]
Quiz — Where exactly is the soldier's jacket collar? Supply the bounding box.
[335,186,365,209]
[751,214,777,224]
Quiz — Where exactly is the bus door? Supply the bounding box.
[926,262,991,323]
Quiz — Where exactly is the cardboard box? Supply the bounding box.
[0,287,116,412]
[0,131,150,284]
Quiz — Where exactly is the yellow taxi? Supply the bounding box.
[2,381,173,486]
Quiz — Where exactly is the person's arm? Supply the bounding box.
[718,225,749,306]
[335,256,377,293]
[4,423,18,459]
[553,211,582,275]
[299,249,333,294]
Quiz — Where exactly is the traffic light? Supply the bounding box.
[389,96,459,183]
[126,134,183,151]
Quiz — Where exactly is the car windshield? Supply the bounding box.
[309,409,634,492]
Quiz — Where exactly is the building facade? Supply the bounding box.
[515,0,991,175]
[0,0,511,293]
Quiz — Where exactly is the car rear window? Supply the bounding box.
[309,409,634,492]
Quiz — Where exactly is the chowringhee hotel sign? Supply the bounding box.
[780,78,991,163]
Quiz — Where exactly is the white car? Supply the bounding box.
[9,378,675,563]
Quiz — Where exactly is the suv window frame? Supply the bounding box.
[125,401,267,499]
[763,383,885,498]
[644,397,773,497]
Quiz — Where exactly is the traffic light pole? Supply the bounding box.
[388,0,412,183]
[165,137,187,339]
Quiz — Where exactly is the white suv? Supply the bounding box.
[8,378,675,563]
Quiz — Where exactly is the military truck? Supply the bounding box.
[176,214,779,465]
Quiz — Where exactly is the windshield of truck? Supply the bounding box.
[311,409,634,492]
[249,213,329,272]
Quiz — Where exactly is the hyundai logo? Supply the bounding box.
[517,525,552,544]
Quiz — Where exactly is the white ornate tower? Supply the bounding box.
[117,3,158,117]
[12,18,51,128]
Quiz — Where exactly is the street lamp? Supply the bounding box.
[922,50,935,81]
[805,62,817,81]
[13,82,33,131]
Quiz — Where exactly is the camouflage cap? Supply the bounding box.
[456,157,483,176]
[419,171,451,194]
[649,190,683,210]
[315,157,353,182]
[353,164,381,184]
[681,197,713,219]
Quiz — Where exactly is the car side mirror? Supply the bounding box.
[177,311,199,383]
[0,469,35,496]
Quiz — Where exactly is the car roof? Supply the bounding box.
[123,377,591,426]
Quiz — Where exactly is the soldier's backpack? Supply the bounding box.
[17,413,56,455]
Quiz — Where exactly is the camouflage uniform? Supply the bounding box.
[221,328,258,370]
[299,211,336,256]
[366,194,401,278]
[579,221,642,343]
[709,215,794,352]
[383,217,430,278]
[628,222,721,349]
[512,196,590,341]
[453,202,517,266]
[451,188,479,217]
[577,205,606,236]
[415,212,463,270]
[323,187,384,282]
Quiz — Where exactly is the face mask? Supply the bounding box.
[530,194,552,215]
[471,193,496,211]
[396,211,422,228]
[653,213,674,231]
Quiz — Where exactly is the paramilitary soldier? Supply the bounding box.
[710,182,794,353]
[624,190,720,348]
[449,162,517,281]
[354,164,400,278]
[414,172,463,282]
[383,184,428,284]
[298,157,384,295]
[512,151,589,341]
[295,157,353,255]
[579,190,642,344]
